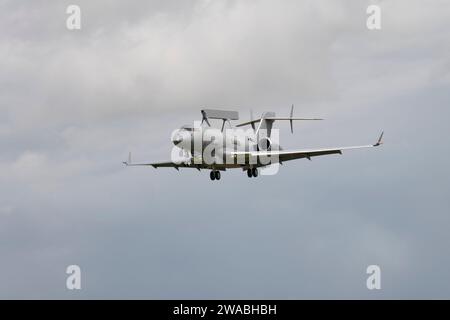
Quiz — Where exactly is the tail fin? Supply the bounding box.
[236,105,322,133]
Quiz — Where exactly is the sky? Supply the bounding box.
[0,0,450,299]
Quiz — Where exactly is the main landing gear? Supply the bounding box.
[247,168,258,178]
[210,170,221,181]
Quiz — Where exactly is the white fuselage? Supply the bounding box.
[172,126,261,168]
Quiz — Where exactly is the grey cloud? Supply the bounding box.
[0,0,450,299]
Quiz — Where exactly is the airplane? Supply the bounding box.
[123,106,383,181]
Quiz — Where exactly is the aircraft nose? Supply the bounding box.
[172,133,183,145]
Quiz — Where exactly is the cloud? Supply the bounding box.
[0,0,450,298]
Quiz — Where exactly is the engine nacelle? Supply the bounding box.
[257,137,272,151]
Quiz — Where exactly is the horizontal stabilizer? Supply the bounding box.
[236,117,322,127]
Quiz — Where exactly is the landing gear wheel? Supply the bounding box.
[210,171,216,180]
[252,168,258,177]
[215,171,221,180]
[247,169,252,178]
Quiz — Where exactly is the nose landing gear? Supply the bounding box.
[210,170,221,181]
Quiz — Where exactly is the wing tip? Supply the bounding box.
[123,152,132,166]
[373,131,384,147]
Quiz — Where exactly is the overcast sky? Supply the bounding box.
[1,0,450,299]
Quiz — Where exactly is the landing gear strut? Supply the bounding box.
[247,168,258,178]
[210,170,221,181]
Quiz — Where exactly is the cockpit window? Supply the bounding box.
[180,125,195,131]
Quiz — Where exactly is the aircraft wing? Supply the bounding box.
[231,132,384,163]
[122,153,203,170]
[124,160,204,170]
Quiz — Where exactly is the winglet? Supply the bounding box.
[290,104,294,134]
[123,152,131,166]
[373,131,384,147]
